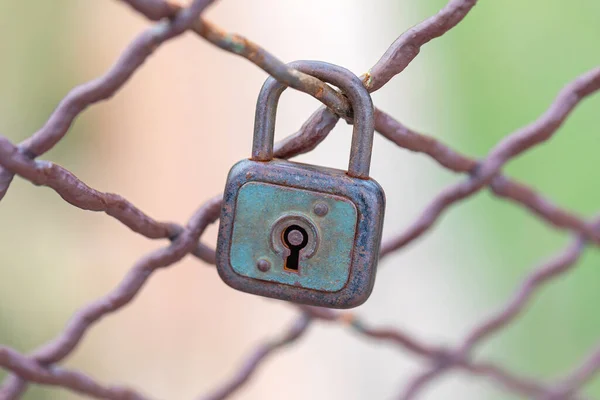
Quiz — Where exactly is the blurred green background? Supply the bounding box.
[436,0,600,396]
[1,1,599,399]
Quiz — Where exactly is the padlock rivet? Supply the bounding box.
[313,202,329,217]
[257,258,271,272]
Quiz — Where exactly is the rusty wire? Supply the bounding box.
[0,0,599,399]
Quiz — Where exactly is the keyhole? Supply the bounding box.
[282,225,309,272]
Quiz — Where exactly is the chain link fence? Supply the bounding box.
[1,0,599,399]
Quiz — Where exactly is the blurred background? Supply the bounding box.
[1,0,599,399]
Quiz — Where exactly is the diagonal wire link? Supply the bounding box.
[0,196,222,399]
[198,315,312,400]
[0,0,220,202]
[0,347,151,400]
[298,306,555,398]
[544,342,600,400]
[0,106,338,261]
[0,136,181,239]
[364,0,479,92]
[381,67,600,255]
[398,219,600,400]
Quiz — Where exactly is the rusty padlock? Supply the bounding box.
[216,60,385,309]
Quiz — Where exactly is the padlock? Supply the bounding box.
[216,60,385,309]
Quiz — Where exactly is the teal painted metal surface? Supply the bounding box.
[230,182,357,292]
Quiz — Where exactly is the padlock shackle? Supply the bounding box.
[252,61,374,179]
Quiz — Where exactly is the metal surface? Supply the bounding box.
[216,158,385,308]
[252,60,374,179]
[230,181,357,292]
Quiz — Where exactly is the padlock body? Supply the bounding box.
[216,158,385,309]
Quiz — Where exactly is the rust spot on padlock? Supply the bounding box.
[315,86,324,99]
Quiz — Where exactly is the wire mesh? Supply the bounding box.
[0,0,599,399]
